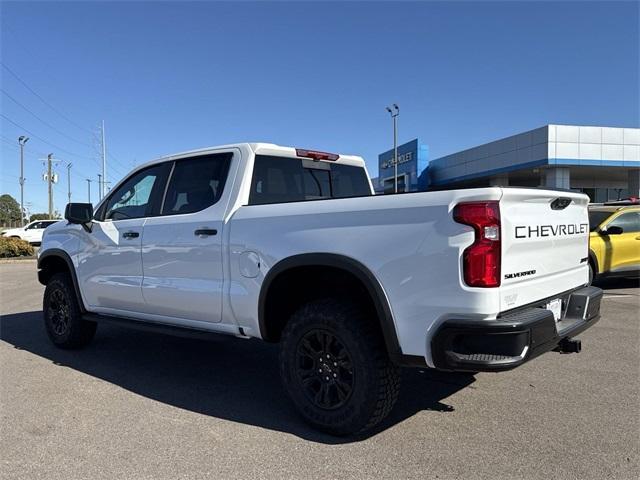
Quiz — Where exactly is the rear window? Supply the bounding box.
[588,210,613,231]
[249,155,371,205]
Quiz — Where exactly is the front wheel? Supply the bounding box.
[279,298,400,436]
[43,272,97,349]
[588,262,595,286]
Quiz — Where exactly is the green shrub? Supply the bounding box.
[0,237,35,258]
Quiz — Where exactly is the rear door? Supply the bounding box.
[499,189,590,311]
[140,151,235,322]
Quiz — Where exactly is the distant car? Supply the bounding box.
[1,220,61,245]
[588,205,640,283]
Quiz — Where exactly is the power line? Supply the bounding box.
[1,63,129,184]
[2,134,53,159]
[1,113,99,164]
[1,114,86,162]
[0,136,46,157]
[1,88,94,148]
[107,150,132,174]
[1,62,94,135]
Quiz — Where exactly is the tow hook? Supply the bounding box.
[555,338,582,354]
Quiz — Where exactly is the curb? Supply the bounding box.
[0,257,37,264]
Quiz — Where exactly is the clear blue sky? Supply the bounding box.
[1,1,638,214]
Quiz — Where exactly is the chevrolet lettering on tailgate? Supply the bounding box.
[515,223,589,239]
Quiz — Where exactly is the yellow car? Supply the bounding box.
[588,203,640,284]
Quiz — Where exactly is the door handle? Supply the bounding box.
[122,231,139,239]
[194,228,217,237]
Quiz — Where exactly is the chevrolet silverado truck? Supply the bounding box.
[37,143,602,435]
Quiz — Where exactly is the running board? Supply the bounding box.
[82,313,240,341]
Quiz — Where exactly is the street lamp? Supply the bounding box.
[18,136,29,226]
[385,104,399,193]
[67,163,73,204]
[86,179,92,203]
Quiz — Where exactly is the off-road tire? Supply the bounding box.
[43,272,96,349]
[279,298,400,436]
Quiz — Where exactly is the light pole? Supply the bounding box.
[97,174,102,200]
[101,120,107,199]
[18,136,29,226]
[86,179,92,203]
[67,163,73,204]
[47,153,54,219]
[385,104,399,193]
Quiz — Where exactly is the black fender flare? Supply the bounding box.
[258,253,403,359]
[38,248,86,312]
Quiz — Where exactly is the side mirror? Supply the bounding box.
[65,203,93,225]
[602,225,623,235]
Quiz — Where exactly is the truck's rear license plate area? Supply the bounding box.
[545,298,563,322]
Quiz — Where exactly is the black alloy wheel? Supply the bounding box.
[47,288,71,336]
[295,329,354,410]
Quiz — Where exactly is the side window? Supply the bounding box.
[250,156,305,205]
[26,222,41,230]
[161,153,232,215]
[608,212,640,233]
[101,164,168,221]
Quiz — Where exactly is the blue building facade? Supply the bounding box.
[376,139,429,193]
[374,126,640,202]
[427,125,640,202]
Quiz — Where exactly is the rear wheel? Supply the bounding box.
[43,272,96,349]
[279,298,400,436]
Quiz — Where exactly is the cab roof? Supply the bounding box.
[155,142,366,168]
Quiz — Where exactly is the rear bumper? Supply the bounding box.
[431,286,603,372]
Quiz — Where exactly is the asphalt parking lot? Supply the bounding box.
[1,261,638,480]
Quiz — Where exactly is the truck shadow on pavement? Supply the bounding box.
[1,310,474,444]
[593,276,640,290]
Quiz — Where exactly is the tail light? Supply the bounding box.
[453,201,501,288]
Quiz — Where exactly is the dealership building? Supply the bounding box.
[374,125,640,202]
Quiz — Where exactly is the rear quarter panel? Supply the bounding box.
[227,188,504,365]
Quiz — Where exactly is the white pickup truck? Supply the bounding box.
[2,219,60,244]
[38,143,602,435]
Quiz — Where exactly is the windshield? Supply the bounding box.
[588,211,612,231]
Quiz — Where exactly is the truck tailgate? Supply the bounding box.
[499,188,590,312]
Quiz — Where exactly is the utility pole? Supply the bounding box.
[18,136,29,226]
[101,120,107,199]
[47,153,54,219]
[86,179,92,203]
[97,174,102,200]
[67,163,73,204]
[385,104,400,193]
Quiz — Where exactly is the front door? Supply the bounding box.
[22,222,44,243]
[140,151,235,323]
[605,211,640,273]
[76,162,170,313]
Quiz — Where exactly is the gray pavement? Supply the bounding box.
[1,261,638,480]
